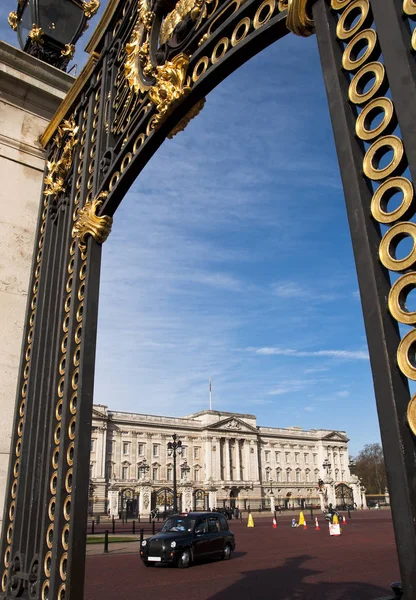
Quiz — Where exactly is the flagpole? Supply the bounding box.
[209,378,212,411]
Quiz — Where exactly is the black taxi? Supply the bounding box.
[140,511,235,568]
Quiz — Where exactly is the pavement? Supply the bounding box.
[84,510,399,600]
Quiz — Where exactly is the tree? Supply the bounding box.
[352,443,387,494]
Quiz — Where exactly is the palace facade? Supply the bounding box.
[90,405,365,517]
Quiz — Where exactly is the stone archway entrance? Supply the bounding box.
[229,487,240,510]
[2,1,416,598]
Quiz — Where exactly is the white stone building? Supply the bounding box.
[90,405,365,516]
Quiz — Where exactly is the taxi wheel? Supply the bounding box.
[177,549,191,568]
[222,544,232,560]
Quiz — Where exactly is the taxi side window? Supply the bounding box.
[219,515,228,531]
[195,519,208,534]
[208,517,220,532]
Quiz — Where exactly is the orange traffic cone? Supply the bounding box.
[303,519,307,529]
[343,516,347,525]
[272,517,277,529]
[315,517,320,531]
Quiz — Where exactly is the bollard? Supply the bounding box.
[149,514,152,523]
[310,506,314,520]
[91,519,95,535]
[138,513,141,523]
[112,517,115,535]
[348,507,351,519]
[97,515,100,525]
[133,521,136,535]
[104,530,109,554]
[140,528,144,544]
[152,520,155,535]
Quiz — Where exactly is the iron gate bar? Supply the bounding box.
[370,0,416,186]
[313,1,416,596]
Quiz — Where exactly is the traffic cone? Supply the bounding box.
[272,517,277,529]
[315,517,320,531]
[343,516,347,525]
[303,518,307,530]
[298,511,305,526]
[247,513,255,528]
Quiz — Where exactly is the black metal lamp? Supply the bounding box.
[8,0,100,71]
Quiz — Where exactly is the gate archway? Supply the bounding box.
[335,483,353,509]
[2,0,416,598]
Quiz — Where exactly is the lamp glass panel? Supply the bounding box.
[38,0,83,44]
[18,0,33,48]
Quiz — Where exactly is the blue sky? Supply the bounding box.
[0,1,385,455]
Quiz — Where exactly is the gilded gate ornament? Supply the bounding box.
[149,53,192,128]
[72,193,113,255]
[286,0,315,36]
[44,118,79,198]
[28,24,44,44]
[82,0,100,19]
[8,11,18,30]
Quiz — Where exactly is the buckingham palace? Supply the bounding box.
[89,405,365,517]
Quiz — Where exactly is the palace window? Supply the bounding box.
[194,468,200,481]
[286,469,291,482]
[305,470,310,483]
[194,447,200,459]
[285,452,290,463]
[276,470,281,482]
[304,453,309,464]
[138,443,144,456]
[167,468,173,481]
[153,444,159,458]
[275,452,280,463]
[138,466,146,479]
[123,442,129,455]
[122,466,128,480]
[153,468,158,481]
[265,451,270,462]
[295,453,299,464]
[296,470,300,483]
[313,454,317,465]
[91,439,95,452]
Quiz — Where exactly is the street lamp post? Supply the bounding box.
[167,433,183,513]
[322,458,332,479]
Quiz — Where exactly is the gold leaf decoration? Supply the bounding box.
[44,118,79,198]
[286,0,314,37]
[149,53,192,129]
[72,193,113,255]
[28,25,44,44]
[160,0,204,45]
[8,11,19,31]
[61,44,75,58]
[82,0,100,19]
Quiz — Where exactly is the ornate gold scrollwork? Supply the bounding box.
[61,44,75,58]
[149,53,192,129]
[44,118,79,198]
[72,193,113,255]
[160,0,205,45]
[28,25,44,44]
[82,0,100,19]
[286,0,315,37]
[8,11,18,31]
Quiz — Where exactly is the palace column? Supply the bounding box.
[235,439,241,481]
[244,440,251,481]
[225,438,231,481]
[213,437,221,481]
[204,437,212,481]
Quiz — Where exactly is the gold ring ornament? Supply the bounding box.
[286,0,315,36]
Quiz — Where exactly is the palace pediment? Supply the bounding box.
[322,431,349,443]
[208,417,257,434]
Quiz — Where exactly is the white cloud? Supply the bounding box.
[336,390,350,398]
[246,347,369,360]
